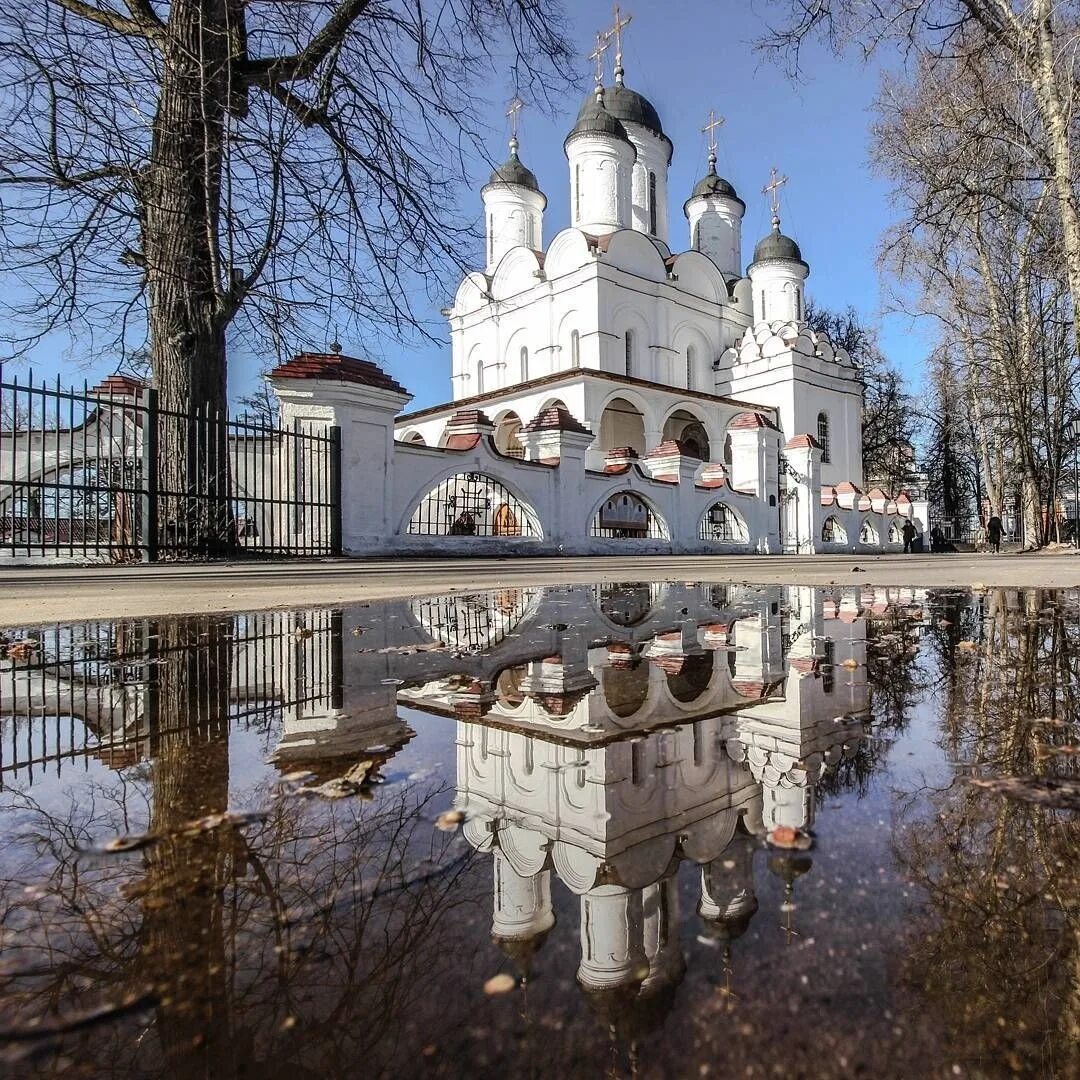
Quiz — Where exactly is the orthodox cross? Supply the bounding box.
[588,32,610,87]
[606,5,632,82]
[701,109,725,165]
[763,166,788,225]
[506,94,524,150]
[606,4,632,57]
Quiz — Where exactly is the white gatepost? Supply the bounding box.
[519,405,596,548]
[728,411,781,553]
[782,435,821,554]
[268,351,412,554]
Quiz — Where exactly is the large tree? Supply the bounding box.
[804,300,916,490]
[0,1,572,548]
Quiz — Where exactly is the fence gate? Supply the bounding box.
[1,368,341,562]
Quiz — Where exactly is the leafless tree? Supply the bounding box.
[0,1,574,548]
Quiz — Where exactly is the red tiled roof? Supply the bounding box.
[270,352,408,394]
[729,411,775,430]
[835,481,862,494]
[91,374,145,398]
[446,408,494,427]
[785,434,821,450]
[522,406,593,436]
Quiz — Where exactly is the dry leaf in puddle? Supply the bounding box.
[435,809,464,832]
[483,973,517,995]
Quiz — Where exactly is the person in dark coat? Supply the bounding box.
[902,520,918,554]
[930,525,945,553]
[986,514,1003,554]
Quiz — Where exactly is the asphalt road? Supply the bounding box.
[2,551,1078,627]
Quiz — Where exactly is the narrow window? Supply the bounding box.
[822,639,835,694]
[817,412,831,464]
[575,163,581,223]
[648,171,657,235]
[520,346,528,382]
[796,288,803,320]
[686,345,696,390]
[760,291,766,318]
[476,359,484,395]
[487,213,493,264]
[624,330,634,377]
[571,329,580,368]
[692,220,699,249]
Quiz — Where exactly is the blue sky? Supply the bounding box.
[13,0,930,410]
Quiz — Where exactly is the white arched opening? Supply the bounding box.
[494,411,525,459]
[599,396,647,456]
[698,502,749,544]
[822,515,847,544]
[662,408,710,461]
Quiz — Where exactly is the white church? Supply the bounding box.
[188,13,929,557]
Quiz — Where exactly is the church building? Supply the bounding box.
[262,10,926,557]
[394,16,865,489]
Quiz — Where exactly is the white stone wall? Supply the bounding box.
[685,194,743,278]
[482,184,545,270]
[565,131,635,235]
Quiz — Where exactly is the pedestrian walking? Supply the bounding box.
[986,514,1003,554]
[902,520,918,554]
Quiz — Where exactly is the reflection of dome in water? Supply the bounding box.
[601,662,650,718]
[494,922,555,978]
[666,650,713,703]
[582,979,681,1043]
[767,851,813,886]
[594,582,656,627]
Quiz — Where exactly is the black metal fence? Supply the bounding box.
[0,610,341,788]
[0,367,341,561]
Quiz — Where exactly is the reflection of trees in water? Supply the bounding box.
[0,614,483,1078]
[819,606,927,799]
[893,589,1080,1075]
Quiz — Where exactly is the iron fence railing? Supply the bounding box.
[0,367,340,561]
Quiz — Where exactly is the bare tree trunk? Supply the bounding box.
[144,1,233,554]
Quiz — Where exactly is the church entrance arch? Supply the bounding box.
[598,397,646,456]
[662,409,710,460]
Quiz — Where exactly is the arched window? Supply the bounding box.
[817,412,831,463]
[519,346,529,382]
[624,330,634,377]
[574,163,581,223]
[570,329,580,368]
[796,288,803,320]
[686,345,696,390]
[648,171,657,235]
[476,358,485,395]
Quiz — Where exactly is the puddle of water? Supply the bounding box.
[1,583,1078,1078]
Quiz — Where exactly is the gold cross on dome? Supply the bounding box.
[702,109,725,154]
[506,95,524,140]
[606,4,633,57]
[588,32,610,85]
[763,166,789,220]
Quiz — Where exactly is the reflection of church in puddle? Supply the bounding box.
[380,581,915,1038]
[1,579,919,1039]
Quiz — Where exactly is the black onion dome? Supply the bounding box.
[596,82,664,138]
[690,163,744,208]
[487,151,540,192]
[752,224,808,268]
[566,93,633,146]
